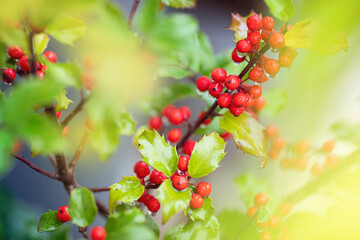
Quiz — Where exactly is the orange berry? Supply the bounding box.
[274,137,287,149]
[296,156,308,170]
[268,32,285,49]
[279,202,292,216]
[322,140,335,153]
[254,192,269,207]
[190,194,204,209]
[280,158,292,169]
[280,24,292,32]
[247,206,258,218]
[266,125,278,139]
[62,126,69,137]
[264,59,280,75]
[253,97,266,112]
[280,47,297,59]
[249,67,264,82]
[311,163,324,176]
[259,230,273,240]
[268,148,280,160]
[279,54,293,68]
[295,140,311,154]
[268,215,280,229]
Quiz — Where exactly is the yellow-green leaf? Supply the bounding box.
[264,0,294,22]
[161,0,196,8]
[285,19,348,55]
[55,90,73,112]
[220,111,267,157]
[34,33,50,55]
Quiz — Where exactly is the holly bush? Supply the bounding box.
[0,0,359,239]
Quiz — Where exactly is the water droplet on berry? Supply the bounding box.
[260,158,267,169]
[130,201,136,206]
[4,82,12,86]
[149,211,157,217]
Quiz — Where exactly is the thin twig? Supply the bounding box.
[60,97,87,127]
[28,31,36,75]
[89,187,110,193]
[49,155,57,169]
[12,154,58,180]
[128,0,141,29]
[69,130,90,171]
[78,227,88,239]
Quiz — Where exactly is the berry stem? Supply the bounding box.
[88,187,110,193]
[78,227,89,239]
[60,95,88,127]
[128,0,141,29]
[12,154,59,179]
[238,43,270,79]
[69,130,90,172]
[28,31,37,75]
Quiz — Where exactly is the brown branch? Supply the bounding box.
[89,187,110,193]
[128,0,141,29]
[69,130,90,171]
[96,199,110,216]
[12,154,59,180]
[78,227,88,239]
[60,97,87,127]
[49,155,57,169]
[28,31,36,75]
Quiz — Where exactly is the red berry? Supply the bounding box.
[247,31,261,45]
[56,111,62,120]
[208,82,223,97]
[244,94,254,107]
[7,45,23,59]
[211,68,227,83]
[44,51,57,63]
[268,32,285,49]
[236,39,251,53]
[150,170,167,185]
[134,161,150,178]
[56,206,71,222]
[256,55,269,68]
[196,182,211,197]
[148,116,162,130]
[248,67,264,82]
[172,175,188,190]
[35,62,42,71]
[19,55,30,71]
[168,128,182,143]
[147,198,161,212]
[264,59,280,75]
[196,76,212,92]
[168,109,184,125]
[40,64,48,72]
[90,226,107,240]
[254,192,269,207]
[217,93,232,108]
[162,105,176,118]
[220,131,231,140]
[249,85,262,99]
[262,16,274,31]
[247,15,262,31]
[178,156,190,172]
[2,68,16,83]
[36,70,45,79]
[179,106,191,120]
[138,191,150,203]
[224,75,240,90]
[229,103,244,116]
[183,140,196,156]
[232,48,246,63]
[190,194,203,209]
[198,112,211,125]
[279,54,292,67]
[232,92,247,106]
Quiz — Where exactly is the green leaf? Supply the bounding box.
[136,130,178,177]
[233,173,278,211]
[264,0,295,22]
[331,121,360,144]
[161,0,196,8]
[108,176,144,212]
[46,62,82,88]
[218,209,257,240]
[105,208,157,240]
[220,111,267,157]
[145,215,160,238]
[136,0,160,32]
[117,111,136,136]
[177,215,220,240]
[157,65,192,79]
[164,224,184,240]
[157,180,191,223]
[185,197,214,222]
[140,82,197,115]
[261,88,288,117]
[188,132,226,178]
[257,207,270,223]
[285,19,348,55]
[69,187,98,227]
[46,16,87,46]
[33,33,50,55]
[0,130,14,177]
[55,90,73,112]
[37,210,64,232]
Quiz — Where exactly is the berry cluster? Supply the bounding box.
[246,192,292,240]
[56,205,106,240]
[266,125,339,175]
[195,15,298,118]
[1,45,57,84]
